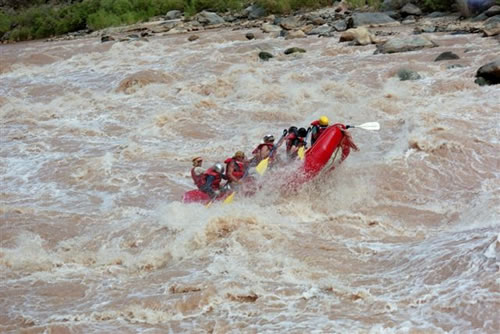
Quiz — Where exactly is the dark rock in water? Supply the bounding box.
[246,32,255,40]
[284,47,306,55]
[258,51,274,61]
[475,59,500,85]
[350,12,398,28]
[128,34,140,39]
[376,36,437,54]
[397,68,421,81]
[188,35,199,41]
[447,64,465,69]
[400,3,422,16]
[435,51,460,61]
[101,35,115,42]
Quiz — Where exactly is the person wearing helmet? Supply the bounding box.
[285,126,307,160]
[200,162,227,199]
[225,151,247,185]
[191,156,204,189]
[250,134,275,166]
[310,115,329,146]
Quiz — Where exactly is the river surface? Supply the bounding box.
[1,21,499,333]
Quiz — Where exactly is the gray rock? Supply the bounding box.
[475,59,500,85]
[435,51,460,61]
[259,51,274,61]
[284,47,306,55]
[402,15,417,24]
[485,5,500,17]
[244,4,268,20]
[350,12,399,27]
[196,11,225,25]
[308,24,333,35]
[166,10,182,20]
[246,32,255,40]
[261,23,282,33]
[376,35,437,54]
[397,68,421,81]
[400,3,422,16]
[483,15,500,36]
[280,16,302,30]
[332,20,348,32]
[188,35,199,41]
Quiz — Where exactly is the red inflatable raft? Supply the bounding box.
[182,124,357,204]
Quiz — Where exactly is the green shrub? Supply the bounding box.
[0,10,11,36]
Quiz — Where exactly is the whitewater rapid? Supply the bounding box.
[1,21,499,333]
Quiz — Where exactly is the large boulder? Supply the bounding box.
[350,12,399,27]
[339,27,376,45]
[165,10,182,20]
[307,24,333,36]
[400,3,422,16]
[475,59,500,85]
[280,16,302,30]
[261,23,282,33]
[376,35,437,54]
[243,4,268,19]
[485,5,500,17]
[195,11,225,25]
[483,15,500,36]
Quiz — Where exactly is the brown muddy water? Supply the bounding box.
[1,21,499,333]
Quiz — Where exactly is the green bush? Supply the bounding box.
[0,10,11,36]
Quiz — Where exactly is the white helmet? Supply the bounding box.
[213,163,225,174]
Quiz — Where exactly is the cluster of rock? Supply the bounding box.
[43,1,500,85]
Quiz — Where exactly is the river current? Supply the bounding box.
[1,21,499,333]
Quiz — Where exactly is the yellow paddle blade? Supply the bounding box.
[297,146,305,160]
[255,157,269,175]
[223,192,235,204]
[205,201,213,208]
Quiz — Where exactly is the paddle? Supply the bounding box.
[345,122,380,131]
[223,191,235,204]
[255,129,287,176]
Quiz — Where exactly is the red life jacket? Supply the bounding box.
[286,133,305,152]
[252,142,274,155]
[191,167,204,188]
[224,158,245,181]
[201,168,222,190]
[310,120,328,143]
